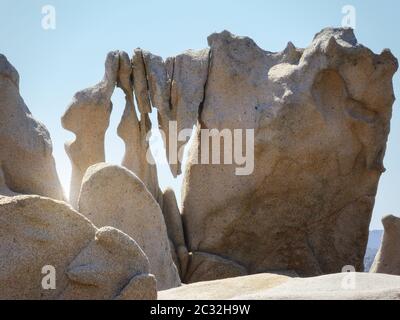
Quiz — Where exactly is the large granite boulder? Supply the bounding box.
[0,54,63,200]
[78,163,181,290]
[0,195,156,300]
[181,28,398,278]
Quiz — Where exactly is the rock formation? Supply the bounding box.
[117,52,162,203]
[1,26,398,301]
[142,49,209,177]
[0,195,156,300]
[61,51,119,208]
[181,28,398,278]
[0,54,63,200]
[78,163,181,290]
[59,28,397,282]
[370,215,400,275]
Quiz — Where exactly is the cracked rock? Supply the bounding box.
[181,28,398,279]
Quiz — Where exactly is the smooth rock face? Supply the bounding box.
[0,54,63,200]
[61,51,119,208]
[182,29,398,278]
[370,215,400,275]
[184,251,248,283]
[78,163,181,290]
[159,273,400,300]
[0,195,156,300]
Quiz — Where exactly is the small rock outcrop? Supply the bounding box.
[370,215,400,275]
[0,195,156,300]
[78,163,181,290]
[0,54,63,200]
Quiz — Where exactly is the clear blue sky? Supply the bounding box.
[1,0,398,229]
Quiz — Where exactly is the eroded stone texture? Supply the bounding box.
[370,215,400,275]
[142,49,209,177]
[162,188,189,278]
[61,51,119,208]
[0,54,64,200]
[132,49,152,114]
[117,50,162,203]
[0,195,156,300]
[78,163,181,290]
[181,28,398,278]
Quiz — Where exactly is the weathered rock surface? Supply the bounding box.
[132,49,152,114]
[159,272,400,300]
[184,251,248,283]
[0,195,156,300]
[162,188,189,278]
[117,50,162,203]
[370,215,400,275]
[61,51,119,208]
[181,28,398,278]
[78,163,181,290]
[0,54,64,200]
[143,49,209,177]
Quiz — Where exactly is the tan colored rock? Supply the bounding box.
[0,54,64,200]
[159,273,291,300]
[159,272,400,300]
[370,215,400,275]
[0,167,17,197]
[61,51,119,208]
[181,28,398,279]
[115,274,157,300]
[117,99,161,203]
[143,49,209,177]
[0,195,156,300]
[185,252,248,283]
[162,188,189,277]
[132,49,152,114]
[78,163,181,290]
[117,50,161,203]
[59,226,155,300]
